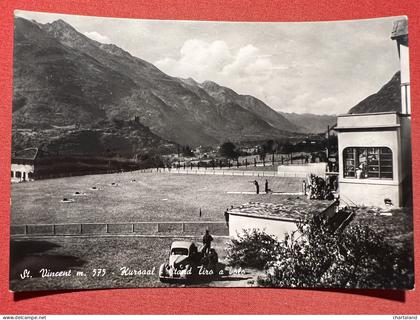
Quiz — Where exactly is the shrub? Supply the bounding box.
[225,229,280,269]
[307,174,334,200]
[258,216,414,289]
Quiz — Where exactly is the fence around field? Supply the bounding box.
[136,168,315,178]
[10,221,228,237]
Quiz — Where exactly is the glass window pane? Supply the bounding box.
[343,147,355,177]
[379,147,393,179]
[344,147,393,179]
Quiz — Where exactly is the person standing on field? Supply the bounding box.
[224,209,229,227]
[253,180,259,194]
[265,179,270,194]
[202,229,213,254]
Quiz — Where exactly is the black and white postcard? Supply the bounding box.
[10,11,414,291]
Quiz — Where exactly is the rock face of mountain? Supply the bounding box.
[198,80,300,132]
[348,71,401,114]
[13,17,300,150]
[278,112,337,134]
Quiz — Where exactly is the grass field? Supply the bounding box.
[10,171,413,291]
[10,235,260,291]
[11,171,302,224]
[10,171,301,290]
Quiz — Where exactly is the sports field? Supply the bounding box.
[11,171,302,224]
[10,171,302,291]
[10,236,245,291]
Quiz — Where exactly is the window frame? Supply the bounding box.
[343,147,393,180]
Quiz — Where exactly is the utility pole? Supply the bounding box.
[326,125,330,159]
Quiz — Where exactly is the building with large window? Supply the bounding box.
[335,18,411,208]
[335,112,411,207]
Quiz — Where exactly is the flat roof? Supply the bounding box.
[228,198,334,222]
[337,111,400,117]
[334,124,400,131]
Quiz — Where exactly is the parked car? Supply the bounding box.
[159,240,218,282]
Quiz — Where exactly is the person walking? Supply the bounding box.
[202,229,213,254]
[265,179,270,194]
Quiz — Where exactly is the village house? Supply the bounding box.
[11,148,40,182]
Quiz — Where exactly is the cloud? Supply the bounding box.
[155,40,283,105]
[83,31,110,44]
[155,39,232,81]
[222,45,276,82]
[16,10,400,115]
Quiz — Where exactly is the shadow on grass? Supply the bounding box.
[10,239,86,281]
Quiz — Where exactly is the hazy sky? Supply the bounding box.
[15,10,404,115]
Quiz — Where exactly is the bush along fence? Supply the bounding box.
[10,221,228,237]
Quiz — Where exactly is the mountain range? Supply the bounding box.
[278,112,337,134]
[13,17,302,152]
[12,17,402,154]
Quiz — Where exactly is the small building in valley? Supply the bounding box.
[11,148,40,182]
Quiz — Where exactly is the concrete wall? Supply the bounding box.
[277,163,327,177]
[229,213,299,241]
[11,163,34,183]
[337,112,399,128]
[339,179,401,207]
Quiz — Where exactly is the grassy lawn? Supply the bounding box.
[9,235,241,291]
[9,172,303,290]
[11,172,302,224]
[9,172,414,291]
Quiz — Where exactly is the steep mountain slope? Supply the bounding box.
[279,71,402,132]
[13,17,300,148]
[198,80,299,132]
[12,120,171,156]
[278,112,337,134]
[348,71,401,114]
[13,18,135,128]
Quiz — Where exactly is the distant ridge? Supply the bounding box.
[13,17,302,150]
[348,71,401,114]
